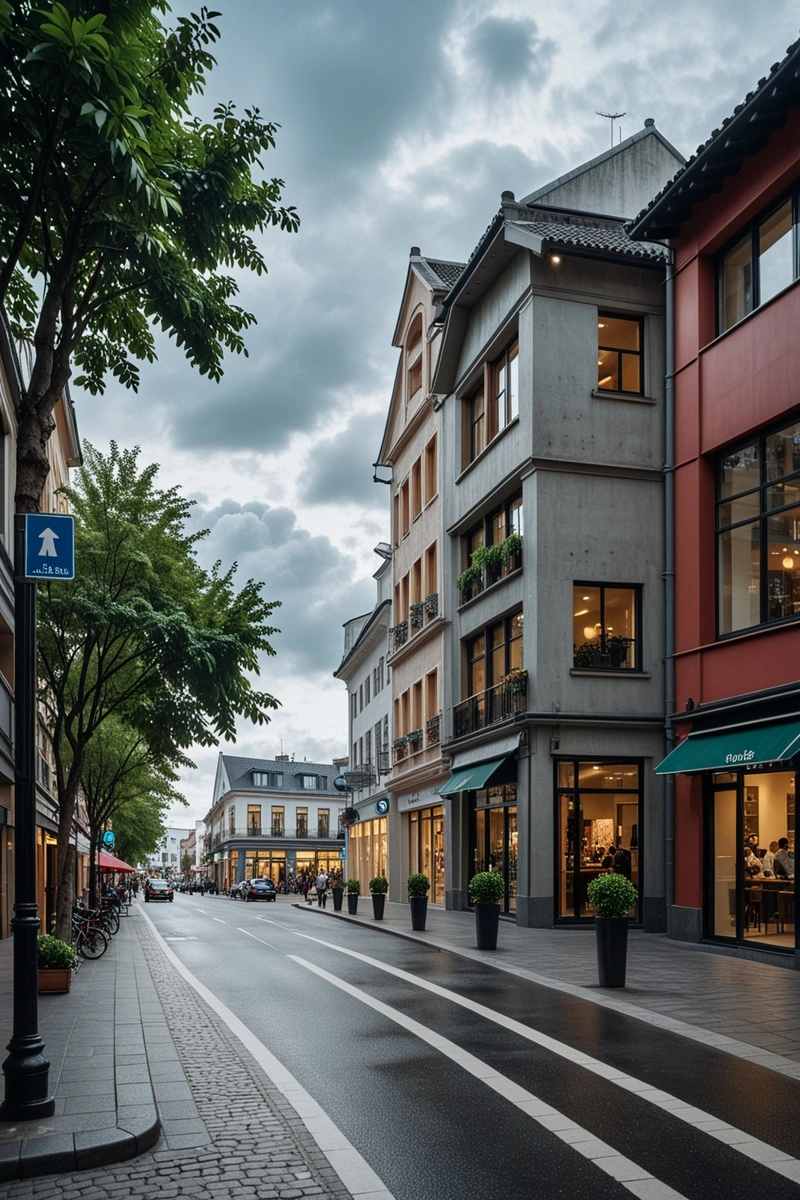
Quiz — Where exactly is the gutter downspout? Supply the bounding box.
[663,253,676,928]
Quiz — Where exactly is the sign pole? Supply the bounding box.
[1,516,54,1118]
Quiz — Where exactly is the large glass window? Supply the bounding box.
[460,492,523,602]
[572,583,640,670]
[462,335,519,468]
[409,806,445,904]
[719,194,799,333]
[597,314,643,394]
[718,416,800,634]
[271,806,284,837]
[456,612,524,738]
[490,338,519,436]
[556,761,641,921]
[247,805,261,836]
[708,769,796,951]
[471,786,517,914]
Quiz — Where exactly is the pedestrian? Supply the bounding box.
[315,869,329,907]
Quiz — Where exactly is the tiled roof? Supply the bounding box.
[629,34,800,240]
[220,754,341,794]
[508,217,669,262]
[415,257,465,291]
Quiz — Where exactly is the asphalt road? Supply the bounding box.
[144,893,800,1200]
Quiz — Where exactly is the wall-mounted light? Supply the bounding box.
[550,253,561,265]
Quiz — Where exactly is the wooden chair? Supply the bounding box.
[777,890,795,933]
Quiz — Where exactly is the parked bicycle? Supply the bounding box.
[72,903,110,959]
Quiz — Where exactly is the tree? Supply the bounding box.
[39,441,281,936]
[81,715,180,906]
[180,851,193,877]
[0,1,298,513]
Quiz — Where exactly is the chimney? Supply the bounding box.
[275,753,290,761]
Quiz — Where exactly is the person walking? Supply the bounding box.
[315,869,329,907]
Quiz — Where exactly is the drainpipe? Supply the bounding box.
[663,254,676,927]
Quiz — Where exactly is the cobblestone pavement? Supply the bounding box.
[4,916,352,1200]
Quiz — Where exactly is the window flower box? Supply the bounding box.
[407,729,423,747]
[426,714,441,745]
[410,602,424,629]
[424,592,439,618]
[501,668,528,695]
[392,620,409,647]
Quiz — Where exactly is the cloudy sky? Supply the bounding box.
[73,0,800,826]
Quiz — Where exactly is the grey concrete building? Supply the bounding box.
[431,124,685,931]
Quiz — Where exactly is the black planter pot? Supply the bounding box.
[347,893,359,915]
[474,902,501,950]
[594,916,629,987]
[409,896,427,931]
[332,888,343,912]
[371,893,386,920]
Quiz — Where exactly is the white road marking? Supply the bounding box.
[139,907,394,1200]
[239,928,279,951]
[295,932,800,1185]
[290,954,687,1200]
[211,917,226,924]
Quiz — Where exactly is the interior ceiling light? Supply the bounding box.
[783,556,794,569]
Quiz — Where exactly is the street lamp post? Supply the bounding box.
[1,520,54,1118]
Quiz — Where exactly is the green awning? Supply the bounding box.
[438,756,510,795]
[655,719,800,775]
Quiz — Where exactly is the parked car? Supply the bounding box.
[242,878,277,902]
[228,881,244,900]
[145,879,173,903]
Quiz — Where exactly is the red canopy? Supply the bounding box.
[98,851,135,873]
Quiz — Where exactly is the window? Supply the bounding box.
[461,492,523,600]
[467,381,486,465]
[318,808,330,838]
[247,805,261,836]
[401,478,410,537]
[406,314,423,401]
[296,807,308,838]
[350,693,357,720]
[359,684,363,712]
[252,771,269,786]
[365,675,370,706]
[365,728,372,769]
[301,774,317,789]
[378,656,385,691]
[572,584,640,670]
[490,338,518,435]
[717,416,800,634]
[597,314,643,394]
[411,459,422,521]
[719,194,797,333]
[228,806,236,835]
[455,612,523,738]
[274,772,283,788]
[271,806,284,836]
[424,434,437,503]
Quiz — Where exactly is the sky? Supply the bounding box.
[71,0,800,827]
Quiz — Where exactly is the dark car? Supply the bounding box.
[145,878,173,903]
[242,878,277,902]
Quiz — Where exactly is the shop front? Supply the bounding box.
[346,804,387,888]
[439,750,518,912]
[554,759,642,923]
[397,785,446,905]
[658,719,798,957]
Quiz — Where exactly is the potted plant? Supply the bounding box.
[369,875,388,920]
[345,877,360,915]
[331,878,344,912]
[37,935,77,993]
[468,871,505,950]
[407,872,430,930]
[587,872,638,988]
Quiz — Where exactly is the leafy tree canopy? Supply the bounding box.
[0,0,298,510]
[41,440,280,934]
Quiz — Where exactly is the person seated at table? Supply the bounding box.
[601,847,615,869]
[743,844,764,877]
[773,838,795,879]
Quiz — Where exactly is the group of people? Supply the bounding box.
[743,836,794,879]
[591,845,633,879]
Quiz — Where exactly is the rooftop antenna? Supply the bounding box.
[595,110,625,149]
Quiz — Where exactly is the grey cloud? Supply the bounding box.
[296,410,389,508]
[466,17,556,92]
[191,499,376,677]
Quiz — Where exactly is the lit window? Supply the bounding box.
[572,584,640,670]
[597,314,643,394]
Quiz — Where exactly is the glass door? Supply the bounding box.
[710,786,738,938]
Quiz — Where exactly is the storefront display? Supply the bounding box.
[409,806,444,904]
[470,786,517,914]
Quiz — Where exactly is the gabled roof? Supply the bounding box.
[219,754,341,793]
[390,250,466,347]
[506,212,668,263]
[629,35,800,240]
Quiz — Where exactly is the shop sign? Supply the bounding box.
[398,784,441,812]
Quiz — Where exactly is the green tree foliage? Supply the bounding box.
[0,1,298,511]
[39,442,281,935]
[82,715,180,905]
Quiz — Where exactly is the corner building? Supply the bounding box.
[631,41,800,964]
[433,126,684,929]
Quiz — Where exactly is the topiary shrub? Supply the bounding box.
[468,871,505,905]
[369,875,388,894]
[587,872,637,917]
[37,935,77,970]
[407,873,430,897]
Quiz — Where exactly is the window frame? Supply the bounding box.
[597,313,644,396]
[572,582,642,671]
[717,189,800,335]
[716,414,800,636]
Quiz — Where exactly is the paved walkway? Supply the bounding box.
[0,895,799,1192]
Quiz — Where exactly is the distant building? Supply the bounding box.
[146,826,191,874]
[204,754,347,889]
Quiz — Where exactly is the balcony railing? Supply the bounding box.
[426,713,441,746]
[452,678,527,739]
[247,824,262,837]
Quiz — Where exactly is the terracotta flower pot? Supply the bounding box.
[38,968,72,994]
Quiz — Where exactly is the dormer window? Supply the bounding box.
[252,771,269,786]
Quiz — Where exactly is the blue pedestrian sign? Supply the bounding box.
[24,514,75,580]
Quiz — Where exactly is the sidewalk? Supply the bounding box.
[1,897,800,1186]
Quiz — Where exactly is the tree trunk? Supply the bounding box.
[54,769,82,941]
